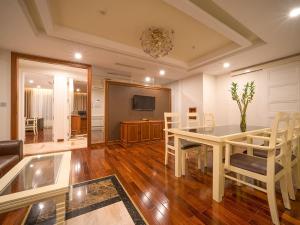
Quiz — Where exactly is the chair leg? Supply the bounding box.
[287,167,296,200]
[295,163,300,189]
[164,146,168,165]
[182,151,186,175]
[197,150,201,169]
[203,146,208,168]
[266,181,280,225]
[280,175,291,210]
[236,174,242,186]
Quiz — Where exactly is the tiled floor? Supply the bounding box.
[66,202,135,225]
[24,138,87,156]
[25,176,145,225]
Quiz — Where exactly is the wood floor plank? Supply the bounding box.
[1,141,300,225]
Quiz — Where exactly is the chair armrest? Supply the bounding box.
[0,140,23,160]
[225,140,271,151]
[246,135,271,141]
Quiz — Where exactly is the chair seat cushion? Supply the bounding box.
[245,148,297,161]
[168,139,200,150]
[230,153,283,175]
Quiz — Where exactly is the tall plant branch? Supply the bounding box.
[230,81,255,115]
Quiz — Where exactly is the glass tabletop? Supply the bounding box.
[182,125,265,137]
[0,155,62,196]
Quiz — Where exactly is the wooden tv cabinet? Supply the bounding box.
[120,120,164,147]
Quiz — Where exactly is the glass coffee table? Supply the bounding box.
[0,151,71,225]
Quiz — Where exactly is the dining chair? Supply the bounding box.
[289,112,300,191]
[285,112,300,200]
[203,113,215,127]
[249,112,300,200]
[164,112,201,173]
[224,112,291,225]
[25,117,38,135]
[187,112,201,128]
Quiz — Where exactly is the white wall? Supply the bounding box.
[168,61,300,127]
[203,74,216,114]
[215,62,300,126]
[0,49,11,140]
[167,74,203,126]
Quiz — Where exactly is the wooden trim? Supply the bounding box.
[87,67,92,147]
[12,52,90,69]
[104,80,109,144]
[10,52,92,148]
[11,53,18,139]
[104,80,171,144]
[105,80,171,91]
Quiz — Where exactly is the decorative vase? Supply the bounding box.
[240,112,246,132]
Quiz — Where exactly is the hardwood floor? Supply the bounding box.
[25,128,53,144]
[1,141,300,224]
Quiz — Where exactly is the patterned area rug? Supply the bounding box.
[25,175,146,225]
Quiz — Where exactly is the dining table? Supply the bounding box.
[169,125,267,203]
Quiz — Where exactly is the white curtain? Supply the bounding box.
[25,88,53,128]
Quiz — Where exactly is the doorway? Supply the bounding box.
[11,53,92,155]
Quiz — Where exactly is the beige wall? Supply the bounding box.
[0,49,11,141]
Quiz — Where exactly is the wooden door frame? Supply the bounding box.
[11,52,92,147]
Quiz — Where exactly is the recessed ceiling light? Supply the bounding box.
[223,62,230,68]
[37,85,41,88]
[76,88,80,92]
[145,76,151,82]
[289,7,300,18]
[29,80,34,84]
[159,70,166,76]
[74,52,82,60]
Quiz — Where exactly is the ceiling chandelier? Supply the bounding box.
[140,26,174,59]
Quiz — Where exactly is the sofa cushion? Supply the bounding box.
[230,153,283,175]
[0,155,19,177]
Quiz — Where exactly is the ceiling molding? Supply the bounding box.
[31,0,188,69]
[20,0,266,75]
[162,0,252,47]
[230,53,300,76]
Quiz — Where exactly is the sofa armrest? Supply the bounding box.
[0,140,23,160]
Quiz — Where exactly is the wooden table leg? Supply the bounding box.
[55,194,66,225]
[174,136,182,177]
[212,143,224,202]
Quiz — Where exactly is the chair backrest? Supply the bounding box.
[287,112,300,156]
[288,112,300,140]
[26,117,38,126]
[269,112,290,149]
[164,112,181,130]
[187,112,200,128]
[203,113,215,127]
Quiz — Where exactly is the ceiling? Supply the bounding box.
[48,0,235,62]
[0,0,299,82]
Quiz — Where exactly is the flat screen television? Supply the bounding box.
[132,95,155,111]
